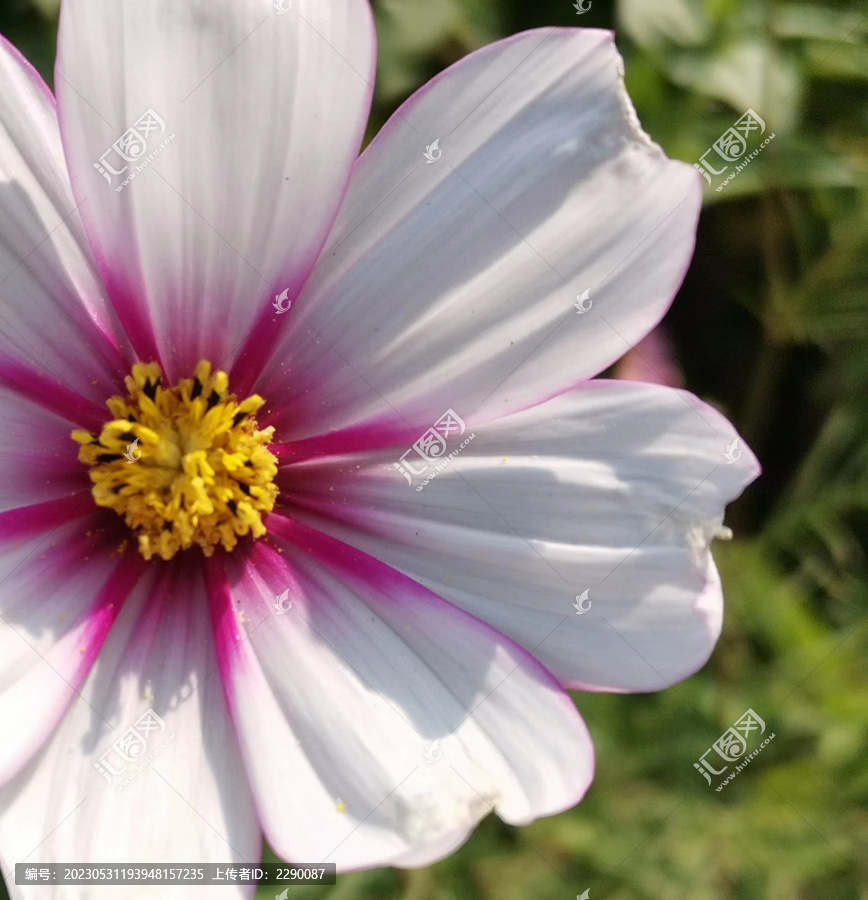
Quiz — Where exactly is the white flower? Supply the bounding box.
[0,3,758,895]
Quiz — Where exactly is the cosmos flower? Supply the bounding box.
[0,1,758,895]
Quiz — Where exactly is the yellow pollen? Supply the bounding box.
[72,361,279,561]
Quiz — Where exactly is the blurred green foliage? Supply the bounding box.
[1,0,866,898]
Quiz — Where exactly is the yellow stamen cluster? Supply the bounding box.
[73,361,278,561]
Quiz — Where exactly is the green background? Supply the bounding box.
[1,0,866,897]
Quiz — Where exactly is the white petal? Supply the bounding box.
[0,562,259,899]
[256,28,701,439]
[0,35,127,405]
[0,503,141,786]
[210,521,593,871]
[278,381,759,691]
[55,0,375,382]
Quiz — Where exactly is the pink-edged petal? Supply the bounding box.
[0,359,111,433]
[56,0,376,382]
[208,518,593,871]
[255,27,701,440]
[278,380,760,692]
[0,558,259,899]
[0,34,128,406]
[0,499,143,786]
[0,382,106,512]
